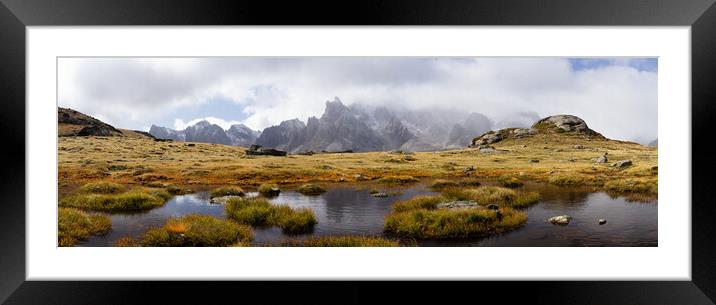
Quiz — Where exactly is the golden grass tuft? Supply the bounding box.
[498,175,524,188]
[58,207,111,246]
[77,181,125,194]
[141,214,253,247]
[384,207,526,239]
[114,237,141,247]
[430,179,459,190]
[210,186,245,198]
[258,183,281,196]
[225,197,318,234]
[604,178,657,194]
[59,190,169,212]
[377,175,419,185]
[282,235,401,247]
[296,183,326,195]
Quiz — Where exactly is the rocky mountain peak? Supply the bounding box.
[322,97,350,121]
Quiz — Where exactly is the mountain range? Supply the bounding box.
[149,121,261,147]
[148,97,509,152]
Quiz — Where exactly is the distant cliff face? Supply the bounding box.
[255,97,495,153]
[149,121,260,147]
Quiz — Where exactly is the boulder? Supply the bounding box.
[592,154,608,163]
[612,160,633,168]
[598,219,607,225]
[533,115,590,133]
[470,128,537,147]
[472,132,503,146]
[209,195,241,204]
[437,200,480,209]
[548,215,572,226]
[245,144,287,156]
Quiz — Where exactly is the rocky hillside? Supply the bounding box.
[471,114,605,147]
[149,121,260,147]
[58,107,153,139]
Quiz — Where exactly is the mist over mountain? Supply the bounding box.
[254,97,496,153]
[149,121,260,146]
[148,97,538,152]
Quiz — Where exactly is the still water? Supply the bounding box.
[81,182,657,247]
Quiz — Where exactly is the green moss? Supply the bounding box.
[58,208,111,246]
[210,186,245,198]
[282,236,401,247]
[296,184,326,195]
[77,181,125,194]
[141,214,252,247]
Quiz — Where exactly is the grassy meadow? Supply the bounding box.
[58,131,657,198]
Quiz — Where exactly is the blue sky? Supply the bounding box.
[569,58,657,72]
[58,57,658,143]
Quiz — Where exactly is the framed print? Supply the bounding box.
[1,0,715,304]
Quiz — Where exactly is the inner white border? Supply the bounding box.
[27,27,690,280]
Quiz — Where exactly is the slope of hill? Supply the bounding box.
[58,107,154,139]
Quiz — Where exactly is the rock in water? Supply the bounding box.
[245,144,288,156]
[598,219,607,225]
[612,160,633,168]
[548,215,572,226]
[371,192,388,198]
[210,195,241,204]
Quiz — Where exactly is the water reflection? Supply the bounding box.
[79,182,657,247]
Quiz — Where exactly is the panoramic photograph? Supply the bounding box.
[56,57,658,247]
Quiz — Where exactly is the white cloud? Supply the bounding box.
[58,57,657,142]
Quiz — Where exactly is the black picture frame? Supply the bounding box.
[1,0,715,304]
